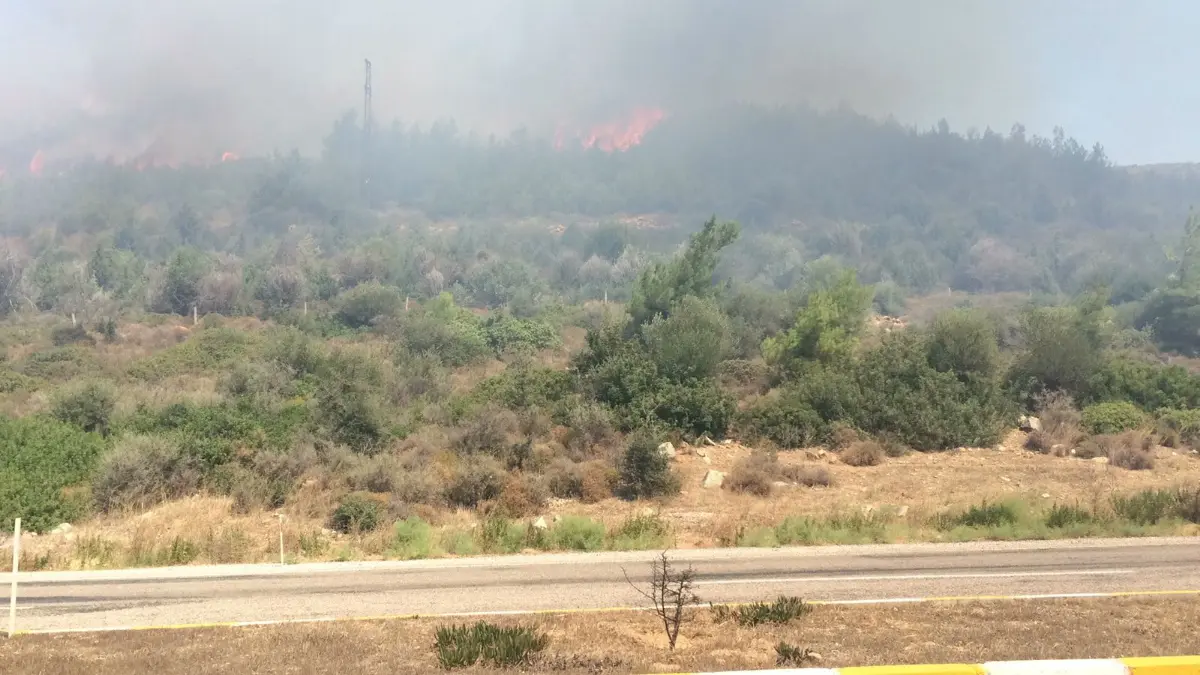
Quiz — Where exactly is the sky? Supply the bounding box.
[0,0,1197,165]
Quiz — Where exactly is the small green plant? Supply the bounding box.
[608,514,672,551]
[616,434,680,500]
[550,515,605,551]
[941,500,1019,529]
[775,641,816,666]
[1111,488,1179,525]
[390,516,434,559]
[433,621,549,669]
[1045,503,1095,529]
[727,596,812,627]
[330,492,384,534]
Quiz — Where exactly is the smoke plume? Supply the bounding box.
[0,0,1033,163]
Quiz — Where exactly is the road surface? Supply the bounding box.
[9,536,1200,633]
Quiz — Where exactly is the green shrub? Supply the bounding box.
[1111,489,1179,525]
[51,381,116,435]
[939,501,1019,529]
[127,327,254,380]
[607,514,672,551]
[445,459,505,508]
[616,434,680,500]
[1045,503,1095,529]
[1155,409,1200,447]
[0,369,34,393]
[1081,401,1147,435]
[0,416,106,533]
[434,621,548,669]
[390,517,434,559]
[92,435,201,513]
[481,313,560,356]
[652,379,736,439]
[335,281,404,328]
[17,346,97,381]
[50,324,93,347]
[550,516,605,551]
[715,596,812,627]
[736,395,825,448]
[331,492,385,533]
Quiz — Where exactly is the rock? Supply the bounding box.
[861,505,876,516]
[895,505,910,517]
[701,470,725,489]
[804,449,829,461]
[1000,476,1011,483]
[721,439,733,445]
[50,523,73,536]
[1092,456,1110,464]
[532,516,549,530]
[702,456,712,465]
[1018,415,1042,432]
[772,481,791,489]
[657,442,676,459]
[808,652,823,662]
[1041,493,1051,499]
[695,448,708,459]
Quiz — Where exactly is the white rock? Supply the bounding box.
[657,442,676,459]
[1092,456,1110,464]
[50,523,73,535]
[1041,493,1051,499]
[1018,415,1042,432]
[532,516,549,530]
[895,505,910,517]
[701,470,725,489]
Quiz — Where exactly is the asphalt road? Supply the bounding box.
[8,537,1200,633]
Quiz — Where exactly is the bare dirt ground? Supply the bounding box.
[3,596,1197,674]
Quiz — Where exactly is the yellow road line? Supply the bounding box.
[12,588,1200,636]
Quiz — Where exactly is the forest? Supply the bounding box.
[2,104,1200,546]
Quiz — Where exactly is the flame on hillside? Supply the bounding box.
[556,107,666,152]
[221,151,239,163]
[29,151,44,176]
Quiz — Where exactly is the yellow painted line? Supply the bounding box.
[840,662,979,667]
[12,589,1200,636]
[1122,656,1200,674]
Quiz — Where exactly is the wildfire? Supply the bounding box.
[221,151,239,163]
[557,107,667,153]
[29,150,44,176]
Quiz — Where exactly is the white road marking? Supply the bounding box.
[692,569,1133,585]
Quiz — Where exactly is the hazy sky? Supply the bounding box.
[0,1,1196,164]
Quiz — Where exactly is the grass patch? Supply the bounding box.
[549,515,606,551]
[390,517,435,559]
[606,514,673,551]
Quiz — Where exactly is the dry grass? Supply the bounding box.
[3,597,1198,674]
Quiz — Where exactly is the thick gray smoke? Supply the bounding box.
[0,0,1032,162]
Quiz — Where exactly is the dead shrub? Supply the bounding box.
[454,405,519,456]
[1024,430,1055,454]
[92,434,202,513]
[445,457,506,508]
[545,458,583,499]
[1035,390,1084,448]
[727,450,779,496]
[1078,431,1156,470]
[579,460,616,503]
[779,463,833,487]
[828,423,860,451]
[497,474,549,517]
[563,402,617,459]
[840,440,884,467]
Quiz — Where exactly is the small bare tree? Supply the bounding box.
[623,551,699,650]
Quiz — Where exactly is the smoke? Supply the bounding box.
[0,0,1033,162]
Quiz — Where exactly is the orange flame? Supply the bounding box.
[29,150,44,176]
[221,151,239,163]
[579,107,666,152]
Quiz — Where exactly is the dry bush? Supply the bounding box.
[545,458,583,499]
[454,405,519,456]
[779,463,833,487]
[726,450,779,496]
[1078,431,1155,470]
[840,440,885,467]
[92,434,202,513]
[828,423,860,451]
[563,402,617,460]
[1035,390,1084,447]
[445,457,506,508]
[579,460,616,503]
[1024,430,1059,455]
[496,474,549,517]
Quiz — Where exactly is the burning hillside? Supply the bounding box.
[556,107,667,152]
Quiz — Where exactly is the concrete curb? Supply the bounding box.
[656,656,1200,674]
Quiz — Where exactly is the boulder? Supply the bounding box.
[1018,415,1042,432]
[50,523,73,536]
[657,442,677,459]
[1091,456,1110,464]
[532,516,549,530]
[701,470,725,489]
